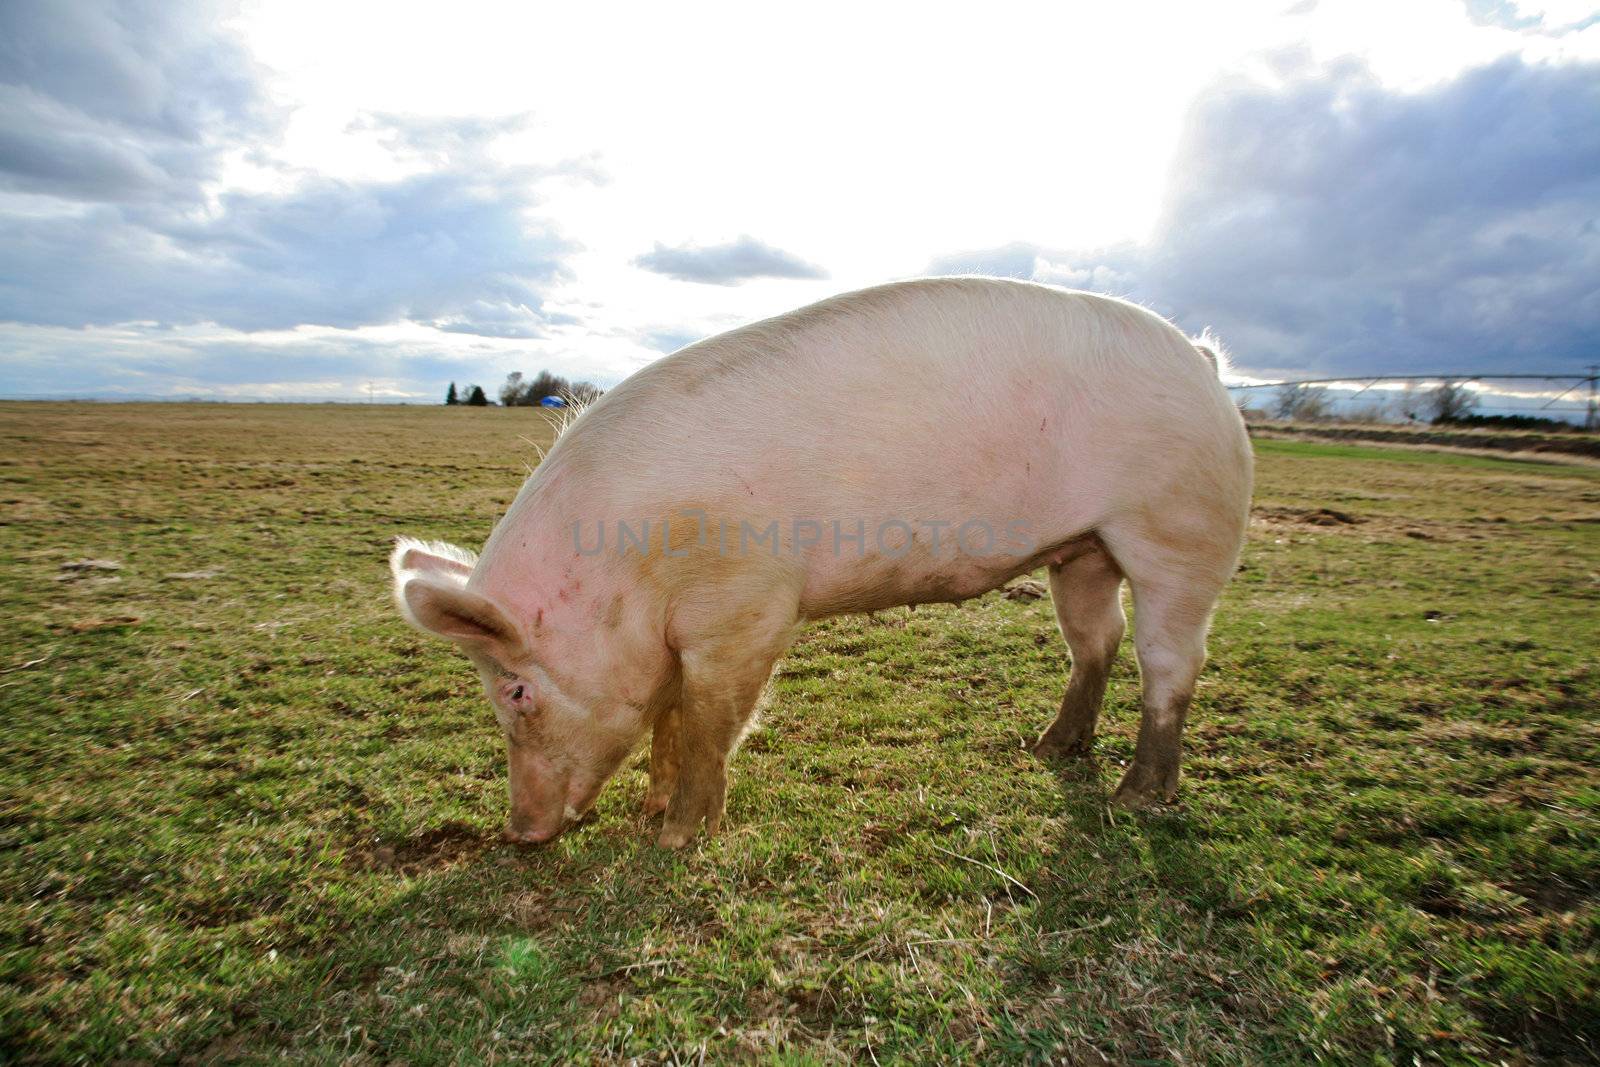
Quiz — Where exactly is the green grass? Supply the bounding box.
[1252,435,1600,474]
[1,402,1596,1064]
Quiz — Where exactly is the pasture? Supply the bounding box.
[1,402,1596,1063]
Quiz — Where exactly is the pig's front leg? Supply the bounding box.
[643,705,679,816]
[657,638,787,849]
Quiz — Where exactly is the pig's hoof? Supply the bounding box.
[656,825,696,849]
[1110,764,1178,809]
[657,806,721,848]
[1033,732,1094,760]
[1110,785,1167,809]
[642,791,671,817]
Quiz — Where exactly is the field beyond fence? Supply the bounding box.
[1,403,1596,1063]
[1246,418,1600,463]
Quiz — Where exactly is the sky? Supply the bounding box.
[0,0,1597,406]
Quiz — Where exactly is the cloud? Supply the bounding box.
[0,165,580,334]
[0,322,487,399]
[346,110,606,181]
[637,327,708,353]
[0,8,593,341]
[927,242,1044,280]
[432,300,583,340]
[0,1,279,204]
[0,315,647,401]
[349,111,535,166]
[928,54,1600,379]
[633,235,829,285]
[1461,0,1600,35]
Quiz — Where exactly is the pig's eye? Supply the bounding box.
[510,685,526,701]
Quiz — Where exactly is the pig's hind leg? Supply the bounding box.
[1099,509,1240,808]
[1033,544,1126,759]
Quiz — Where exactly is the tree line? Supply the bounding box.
[443,382,486,405]
[1267,379,1479,424]
[444,372,604,407]
[498,371,603,407]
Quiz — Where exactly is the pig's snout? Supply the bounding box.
[505,746,570,846]
[504,820,562,845]
[505,802,586,845]
[503,795,569,846]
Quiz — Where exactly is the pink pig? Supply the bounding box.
[390,278,1252,847]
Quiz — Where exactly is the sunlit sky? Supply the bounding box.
[1,0,1597,401]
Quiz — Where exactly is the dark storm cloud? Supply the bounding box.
[0,5,592,340]
[0,165,578,334]
[634,235,829,285]
[929,54,1600,379]
[0,1,278,202]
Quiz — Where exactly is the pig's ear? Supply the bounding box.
[394,574,526,662]
[390,537,477,586]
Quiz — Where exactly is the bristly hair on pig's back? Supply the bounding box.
[1189,327,1230,377]
[550,391,599,440]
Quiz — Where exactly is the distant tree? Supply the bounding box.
[1343,399,1392,424]
[465,384,490,407]
[567,380,604,405]
[1273,382,1330,421]
[1429,379,1478,423]
[445,382,459,405]
[499,372,525,407]
[496,368,603,406]
[1398,382,1423,422]
[499,369,573,406]
[526,370,570,405]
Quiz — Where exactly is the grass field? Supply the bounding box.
[1,402,1597,1064]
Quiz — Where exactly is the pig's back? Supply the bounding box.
[559,277,1244,524]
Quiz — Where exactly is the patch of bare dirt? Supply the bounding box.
[1505,878,1590,915]
[576,976,628,1019]
[357,821,496,875]
[178,1030,254,1065]
[58,557,121,571]
[54,559,122,582]
[1254,505,1364,529]
[1002,579,1048,600]
[65,615,142,633]
[1252,505,1470,542]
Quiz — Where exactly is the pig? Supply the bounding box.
[389,277,1253,848]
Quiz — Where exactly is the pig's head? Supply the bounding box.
[388,537,652,844]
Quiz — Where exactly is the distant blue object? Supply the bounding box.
[539,395,567,408]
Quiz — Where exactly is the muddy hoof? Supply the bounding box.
[1111,764,1178,808]
[656,826,697,849]
[1032,731,1095,760]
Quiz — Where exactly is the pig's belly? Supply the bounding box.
[795,520,1100,619]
